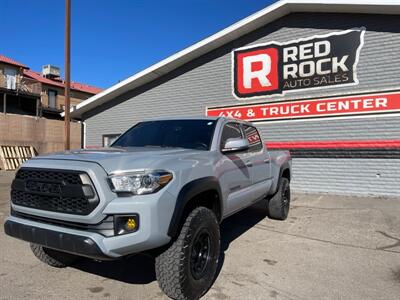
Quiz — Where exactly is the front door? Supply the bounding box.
[218,122,252,216]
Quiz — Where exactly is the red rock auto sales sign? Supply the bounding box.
[233,28,365,98]
[207,92,400,122]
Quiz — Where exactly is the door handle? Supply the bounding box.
[263,158,270,164]
[245,161,253,167]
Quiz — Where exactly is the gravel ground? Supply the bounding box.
[0,171,399,300]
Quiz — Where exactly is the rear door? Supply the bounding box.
[218,122,252,216]
[242,124,272,201]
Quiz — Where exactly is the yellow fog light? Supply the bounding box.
[114,215,139,235]
[126,218,137,230]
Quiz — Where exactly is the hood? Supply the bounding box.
[34,147,206,174]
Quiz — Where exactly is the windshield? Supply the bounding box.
[112,119,217,150]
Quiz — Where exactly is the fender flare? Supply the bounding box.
[279,162,291,182]
[271,162,291,195]
[167,176,223,238]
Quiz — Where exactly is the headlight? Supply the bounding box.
[108,170,173,194]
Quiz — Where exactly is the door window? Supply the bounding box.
[103,134,121,147]
[243,124,263,152]
[220,122,243,149]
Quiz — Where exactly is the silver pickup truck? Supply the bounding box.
[4,117,291,300]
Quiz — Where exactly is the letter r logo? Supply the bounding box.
[243,54,272,88]
[234,47,279,97]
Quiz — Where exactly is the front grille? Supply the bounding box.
[11,190,90,214]
[16,169,82,185]
[11,168,99,215]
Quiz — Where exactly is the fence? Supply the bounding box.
[0,74,41,96]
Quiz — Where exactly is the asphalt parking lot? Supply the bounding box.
[0,171,399,300]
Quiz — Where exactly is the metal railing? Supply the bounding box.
[0,74,41,96]
[18,77,42,95]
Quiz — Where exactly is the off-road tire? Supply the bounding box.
[30,243,78,268]
[155,207,220,300]
[267,177,290,220]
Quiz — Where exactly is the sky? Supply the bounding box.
[1,0,276,89]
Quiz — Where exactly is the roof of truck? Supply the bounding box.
[139,116,256,127]
[141,116,220,122]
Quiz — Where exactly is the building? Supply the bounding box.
[0,55,101,118]
[69,0,400,197]
[23,68,101,118]
[0,55,40,117]
[0,54,101,160]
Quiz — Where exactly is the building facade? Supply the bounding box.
[0,56,40,116]
[71,1,400,197]
[0,55,101,161]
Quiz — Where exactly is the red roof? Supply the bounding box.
[0,54,28,69]
[23,70,64,88]
[23,69,102,95]
[70,81,102,94]
[0,54,101,95]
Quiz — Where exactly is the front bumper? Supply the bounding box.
[4,209,172,259]
[4,218,110,260]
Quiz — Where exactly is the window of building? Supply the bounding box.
[103,134,121,147]
[48,90,57,108]
[4,68,17,90]
[242,124,263,152]
[220,122,243,149]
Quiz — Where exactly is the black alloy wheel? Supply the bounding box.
[282,181,290,217]
[190,229,212,280]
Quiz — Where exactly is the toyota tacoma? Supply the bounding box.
[4,117,291,300]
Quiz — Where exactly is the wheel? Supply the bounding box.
[267,177,290,220]
[30,243,78,268]
[155,207,220,300]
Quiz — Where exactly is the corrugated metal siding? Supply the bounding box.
[292,159,400,196]
[85,13,400,196]
[259,117,400,142]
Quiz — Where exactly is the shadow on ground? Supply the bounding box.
[73,252,156,284]
[72,201,268,285]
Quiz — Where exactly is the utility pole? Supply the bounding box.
[64,0,71,150]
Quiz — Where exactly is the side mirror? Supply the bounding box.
[222,138,249,153]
